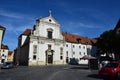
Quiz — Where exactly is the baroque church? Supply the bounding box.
[16,12,97,66]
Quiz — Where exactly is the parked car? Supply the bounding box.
[1,62,14,69]
[98,62,120,79]
[69,58,79,65]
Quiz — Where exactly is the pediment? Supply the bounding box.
[40,16,60,25]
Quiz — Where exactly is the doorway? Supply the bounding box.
[47,55,53,64]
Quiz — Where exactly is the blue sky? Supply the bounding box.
[0,0,120,50]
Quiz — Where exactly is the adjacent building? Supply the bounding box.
[63,32,97,64]
[0,25,9,64]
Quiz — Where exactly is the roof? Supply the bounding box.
[1,44,9,49]
[0,25,6,30]
[62,32,97,45]
[114,19,120,31]
[22,29,31,35]
[8,51,13,55]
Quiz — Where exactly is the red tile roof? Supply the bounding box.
[8,51,13,55]
[22,29,31,35]
[21,29,97,45]
[1,44,9,49]
[62,32,97,45]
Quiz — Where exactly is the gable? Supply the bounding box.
[40,16,60,26]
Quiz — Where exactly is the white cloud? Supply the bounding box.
[65,21,101,29]
[0,9,35,20]
[0,9,23,19]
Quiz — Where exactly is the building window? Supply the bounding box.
[48,31,52,39]
[33,45,37,54]
[79,52,81,55]
[83,46,85,49]
[73,52,75,55]
[33,55,36,60]
[60,56,63,60]
[60,47,63,55]
[79,46,81,48]
[66,51,68,57]
[60,47,63,60]
[48,45,51,50]
[66,44,68,47]
[49,19,52,22]
[47,28,53,39]
[84,52,85,55]
[73,45,75,48]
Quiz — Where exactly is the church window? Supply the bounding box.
[33,55,36,60]
[48,45,51,50]
[47,28,53,39]
[48,31,52,39]
[60,47,63,60]
[60,56,63,60]
[60,47,63,55]
[33,45,37,54]
[66,51,68,57]
[49,19,52,22]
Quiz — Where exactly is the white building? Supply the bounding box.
[0,25,9,64]
[17,13,66,66]
[63,32,97,65]
[0,45,9,63]
[16,12,97,66]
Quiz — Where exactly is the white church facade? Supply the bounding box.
[16,12,97,66]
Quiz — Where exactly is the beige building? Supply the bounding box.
[7,51,14,62]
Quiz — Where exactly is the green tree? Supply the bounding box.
[96,29,120,60]
[96,30,115,55]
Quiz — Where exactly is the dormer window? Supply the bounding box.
[47,28,53,39]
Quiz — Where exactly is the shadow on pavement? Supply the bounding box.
[87,74,102,80]
[69,65,89,70]
[70,66,89,70]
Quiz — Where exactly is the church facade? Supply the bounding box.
[16,12,97,66]
[17,13,66,66]
[29,14,66,65]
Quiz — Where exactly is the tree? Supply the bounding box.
[96,30,114,54]
[96,29,120,60]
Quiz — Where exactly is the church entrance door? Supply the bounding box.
[45,50,54,65]
[48,55,53,64]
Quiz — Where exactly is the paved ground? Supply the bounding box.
[0,65,102,80]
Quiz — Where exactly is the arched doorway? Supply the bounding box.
[45,50,54,64]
